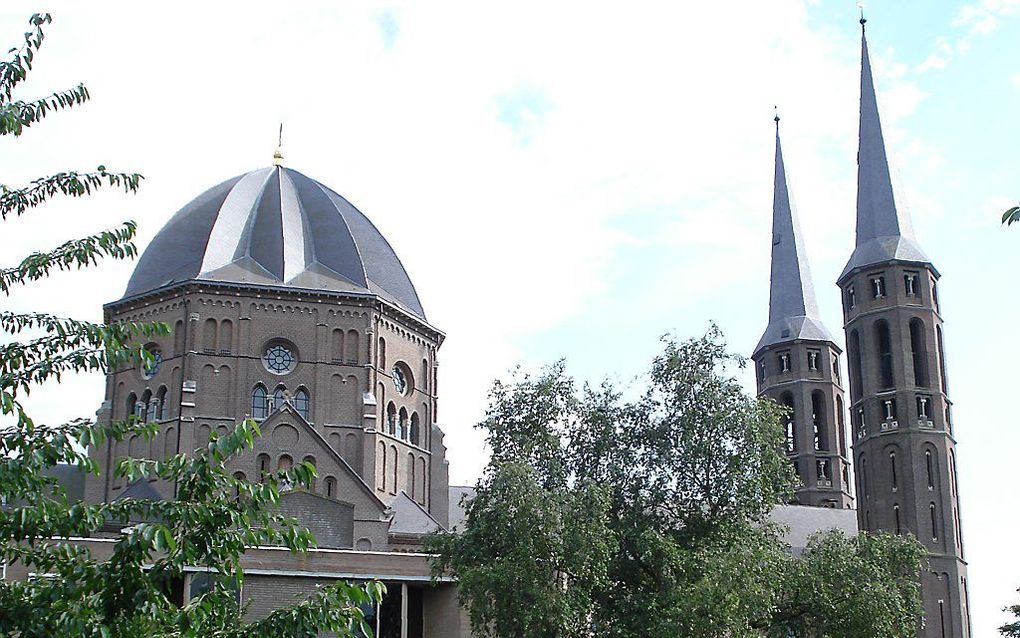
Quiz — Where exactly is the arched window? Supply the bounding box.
[889,451,898,490]
[278,454,293,470]
[156,386,168,420]
[811,391,827,451]
[780,393,796,454]
[345,330,360,364]
[141,390,154,422]
[303,455,316,491]
[233,471,246,482]
[860,456,869,500]
[390,445,398,494]
[273,385,286,413]
[379,441,387,490]
[909,318,929,387]
[378,338,387,370]
[410,413,421,446]
[294,388,310,421]
[408,452,416,496]
[836,395,846,457]
[894,504,901,535]
[258,453,270,481]
[125,392,138,420]
[949,450,958,497]
[936,325,948,393]
[417,457,427,504]
[251,385,268,420]
[163,427,175,459]
[874,320,894,389]
[386,403,397,436]
[848,330,863,400]
[324,476,336,498]
[173,320,184,355]
[421,358,430,393]
[930,502,939,541]
[398,407,408,440]
[219,319,233,354]
[925,450,934,490]
[331,329,344,362]
[202,317,217,353]
[145,390,159,423]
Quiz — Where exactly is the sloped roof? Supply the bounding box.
[389,491,443,536]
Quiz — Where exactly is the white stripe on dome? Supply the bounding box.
[279,168,310,283]
[200,168,273,275]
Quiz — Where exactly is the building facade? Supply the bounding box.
[77,163,470,637]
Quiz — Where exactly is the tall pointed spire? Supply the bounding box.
[840,22,930,280]
[755,115,832,355]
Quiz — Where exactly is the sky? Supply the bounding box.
[1,0,1018,633]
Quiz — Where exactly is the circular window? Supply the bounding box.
[263,342,297,375]
[391,363,413,396]
[141,347,162,380]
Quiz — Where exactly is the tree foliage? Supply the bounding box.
[1002,589,1020,638]
[0,13,381,637]
[1004,206,1020,228]
[429,327,927,638]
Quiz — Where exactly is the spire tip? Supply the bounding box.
[858,2,867,28]
[273,122,285,167]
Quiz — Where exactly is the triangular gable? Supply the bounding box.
[257,404,389,516]
[389,491,444,535]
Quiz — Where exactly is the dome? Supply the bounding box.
[124,166,426,320]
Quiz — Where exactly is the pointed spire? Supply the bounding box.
[755,115,833,355]
[841,21,930,280]
[273,123,285,167]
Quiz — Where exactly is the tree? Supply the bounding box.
[0,14,381,637]
[1004,206,1020,227]
[1002,589,1020,637]
[428,327,926,637]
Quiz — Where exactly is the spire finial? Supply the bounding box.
[273,123,284,167]
[774,105,780,128]
[858,2,866,29]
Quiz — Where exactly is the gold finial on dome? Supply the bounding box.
[273,122,284,166]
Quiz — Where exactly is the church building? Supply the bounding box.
[6,17,971,638]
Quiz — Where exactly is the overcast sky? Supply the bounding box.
[2,0,1018,633]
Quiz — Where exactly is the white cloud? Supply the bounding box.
[919,0,1020,72]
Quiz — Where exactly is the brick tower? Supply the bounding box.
[839,19,971,637]
[753,115,853,509]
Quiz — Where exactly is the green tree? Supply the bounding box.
[1004,206,1020,227]
[429,327,926,638]
[0,14,381,637]
[1002,589,1020,637]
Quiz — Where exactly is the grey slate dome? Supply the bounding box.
[124,166,426,320]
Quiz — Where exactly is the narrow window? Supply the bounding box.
[945,406,952,434]
[890,452,898,490]
[872,275,886,299]
[861,456,869,500]
[894,504,901,534]
[931,278,940,312]
[757,360,765,384]
[251,386,268,420]
[378,337,387,370]
[930,502,939,541]
[848,330,863,400]
[875,320,894,389]
[380,442,387,490]
[816,459,831,484]
[202,317,217,353]
[832,353,840,382]
[949,450,958,497]
[883,399,897,422]
[808,350,819,372]
[926,450,934,489]
[390,445,398,494]
[857,407,866,438]
[811,391,827,451]
[156,387,168,420]
[847,285,856,309]
[294,388,310,421]
[272,386,286,412]
[938,601,946,638]
[781,393,796,453]
[331,329,344,362]
[219,319,233,354]
[410,413,421,446]
[910,318,930,387]
[398,407,408,440]
[386,403,397,435]
[917,396,930,420]
[325,476,336,498]
[836,395,847,456]
[904,272,918,296]
[258,453,270,480]
[779,352,790,373]
[842,463,850,487]
[936,326,948,393]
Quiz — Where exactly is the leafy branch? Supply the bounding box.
[1,169,143,219]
